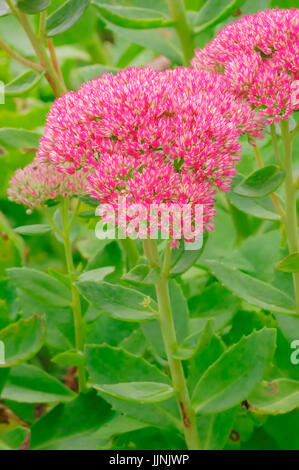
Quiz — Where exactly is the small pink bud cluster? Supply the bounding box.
[192,9,299,124]
[7,159,88,213]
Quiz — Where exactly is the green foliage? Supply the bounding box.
[77,281,157,321]
[46,0,90,37]
[191,329,276,414]
[14,224,53,236]
[5,71,45,96]
[7,267,72,307]
[30,391,114,450]
[1,364,76,403]
[249,378,299,414]
[0,128,41,149]
[0,316,45,367]
[94,382,175,404]
[276,253,299,273]
[206,260,296,314]
[0,0,298,452]
[17,0,50,14]
[234,165,285,198]
[192,0,246,33]
[93,2,173,29]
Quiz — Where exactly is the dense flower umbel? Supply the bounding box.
[38,67,258,188]
[37,66,257,236]
[7,159,88,212]
[192,9,299,123]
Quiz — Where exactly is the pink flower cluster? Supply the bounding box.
[35,67,264,235]
[192,9,299,123]
[7,159,88,213]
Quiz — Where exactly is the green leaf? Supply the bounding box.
[0,316,45,368]
[0,128,41,149]
[46,0,90,37]
[7,267,72,308]
[0,427,30,450]
[227,174,280,220]
[193,0,245,33]
[276,253,299,273]
[185,0,207,10]
[188,320,226,392]
[85,345,179,429]
[89,413,147,443]
[86,313,136,346]
[17,0,50,14]
[239,230,281,282]
[30,391,113,450]
[206,260,296,314]
[0,214,23,275]
[85,344,170,387]
[51,350,85,367]
[0,369,10,395]
[92,0,169,15]
[119,328,147,356]
[188,283,239,331]
[1,364,76,403]
[92,5,182,63]
[122,264,160,286]
[170,235,208,275]
[93,2,173,29]
[14,224,52,236]
[234,165,285,198]
[228,191,280,220]
[249,379,299,414]
[0,102,50,128]
[197,407,239,450]
[16,293,75,354]
[270,0,295,7]
[87,240,124,282]
[5,71,45,96]
[78,267,115,282]
[76,64,120,84]
[112,426,185,450]
[95,382,174,404]
[191,328,276,414]
[77,281,157,322]
[263,411,299,450]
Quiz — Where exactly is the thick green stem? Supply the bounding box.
[143,239,200,450]
[38,10,47,40]
[61,199,87,392]
[6,0,66,97]
[167,0,194,65]
[119,238,139,268]
[281,119,299,315]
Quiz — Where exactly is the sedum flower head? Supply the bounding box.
[192,8,299,123]
[37,66,258,235]
[7,159,88,212]
[38,67,256,188]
